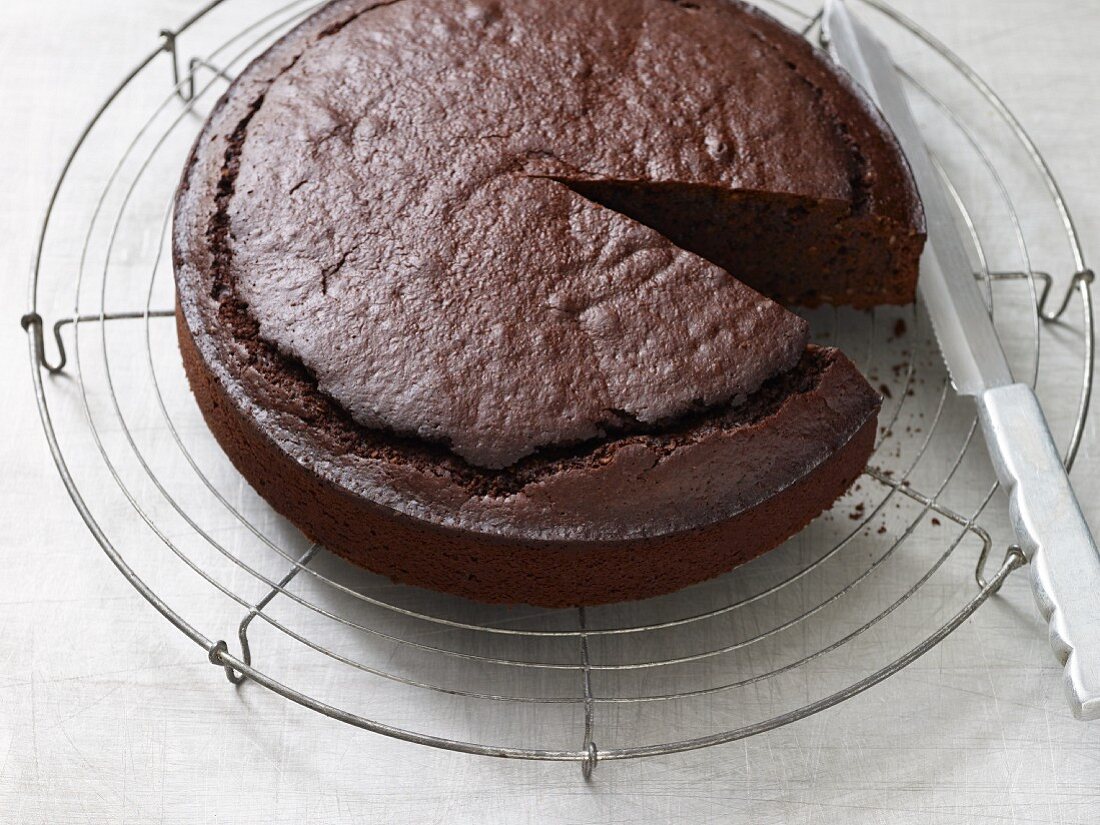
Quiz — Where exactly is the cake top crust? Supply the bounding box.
[211,0,913,468]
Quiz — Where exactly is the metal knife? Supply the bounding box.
[824,0,1100,720]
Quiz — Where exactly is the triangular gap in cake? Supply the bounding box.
[544,177,923,309]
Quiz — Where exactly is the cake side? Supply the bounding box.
[180,304,879,605]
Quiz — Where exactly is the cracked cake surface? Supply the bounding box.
[174,0,923,605]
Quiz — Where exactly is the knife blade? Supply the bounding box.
[824,0,1100,720]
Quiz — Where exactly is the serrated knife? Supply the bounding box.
[824,0,1100,720]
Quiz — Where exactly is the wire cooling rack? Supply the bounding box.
[21,0,1095,775]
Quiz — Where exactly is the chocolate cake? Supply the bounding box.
[174,0,925,606]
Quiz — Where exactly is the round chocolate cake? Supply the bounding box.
[174,0,924,606]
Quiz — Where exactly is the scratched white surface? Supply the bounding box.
[5,0,1100,822]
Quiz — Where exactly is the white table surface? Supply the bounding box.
[4,1,1100,822]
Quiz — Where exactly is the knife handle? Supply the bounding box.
[978,383,1100,720]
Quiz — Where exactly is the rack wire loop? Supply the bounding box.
[231,545,320,686]
[159,30,193,103]
[20,313,64,374]
[208,640,244,684]
[20,311,177,374]
[1042,269,1096,323]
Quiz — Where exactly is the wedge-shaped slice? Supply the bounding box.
[555,178,922,308]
